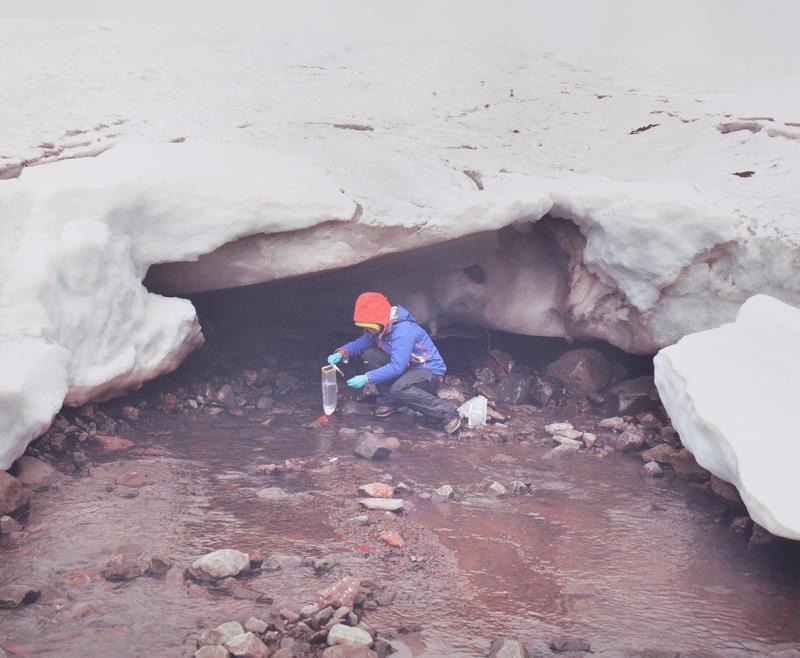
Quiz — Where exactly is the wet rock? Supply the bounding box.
[549,635,591,653]
[358,483,394,498]
[545,348,612,396]
[322,646,378,658]
[541,444,579,460]
[612,427,645,452]
[93,434,135,451]
[553,436,582,448]
[544,422,573,435]
[190,549,250,580]
[508,481,532,496]
[750,523,777,546]
[301,603,320,618]
[730,516,753,534]
[0,472,30,516]
[0,585,41,609]
[327,624,373,648]
[216,384,237,409]
[200,622,246,647]
[225,632,270,657]
[488,481,507,497]
[581,433,597,449]
[0,515,22,533]
[710,475,742,504]
[121,405,140,421]
[438,387,466,403]
[102,547,150,580]
[256,396,273,410]
[610,375,659,415]
[354,433,392,460]
[669,449,709,481]
[643,461,664,478]
[195,647,230,658]
[598,416,628,431]
[495,373,532,405]
[256,487,290,501]
[358,498,404,512]
[341,401,375,416]
[310,557,336,575]
[12,456,63,489]
[378,530,405,548]
[488,637,529,657]
[641,443,677,463]
[318,577,362,608]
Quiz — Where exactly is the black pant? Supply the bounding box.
[361,347,456,425]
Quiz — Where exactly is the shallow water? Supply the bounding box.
[2,390,800,657]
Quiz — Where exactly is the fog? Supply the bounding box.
[1,0,798,62]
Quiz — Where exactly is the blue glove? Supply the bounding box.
[347,375,368,389]
[327,352,343,365]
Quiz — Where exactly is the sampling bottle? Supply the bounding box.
[321,365,338,415]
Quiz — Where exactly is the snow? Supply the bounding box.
[1,20,799,470]
[654,295,800,540]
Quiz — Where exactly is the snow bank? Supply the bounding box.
[654,295,800,540]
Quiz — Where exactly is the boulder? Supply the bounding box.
[190,549,250,580]
[0,472,31,516]
[611,427,645,452]
[530,374,558,407]
[495,373,532,405]
[545,348,613,396]
[354,433,392,460]
[610,375,659,415]
[12,456,63,489]
[488,638,529,658]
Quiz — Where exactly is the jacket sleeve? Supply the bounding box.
[338,333,376,361]
[366,325,414,385]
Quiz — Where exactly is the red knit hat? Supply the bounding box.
[353,292,391,329]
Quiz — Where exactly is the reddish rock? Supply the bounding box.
[216,384,236,409]
[318,576,362,609]
[243,370,258,387]
[0,471,31,516]
[669,449,709,480]
[611,427,645,452]
[121,406,140,421]
[641,443,677,463]
[225,632,270,657]
[162,393,179,411]
[12,456,63,489]
[94,435,135,451]
[378,531,405,548]
[357,483,394,498]
[546,348,613,396]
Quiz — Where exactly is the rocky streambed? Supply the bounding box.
[2,325,800,657]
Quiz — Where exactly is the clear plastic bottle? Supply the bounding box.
[321,365,338,415]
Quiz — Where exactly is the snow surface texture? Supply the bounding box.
[1,20,800,468]
[654,295,800,540]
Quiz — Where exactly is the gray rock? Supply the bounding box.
[598,416,628,431]
[256,396,273,410]
[322,646,379,658]
[542,444,580,460]
[191,549,250,580]
[612,427,645,452]
[0,471,30,516]
[581,432,597,448]
[216,384,237,409]
[256,487,289,501]
[508,481,531,496]
[488,481,507,497]
[530,374,558,407]
[301,603,320,618]
[495,373,532,405]
[12,456,63,489]
[358,498,403,512]
[215,622,247,645]
[488,637,529,658]
[553,436,582,447]
[354,433,392,460]
[0,585,40,609]
[710,475,742,504]
[0,515,22,533]
[435,484,454,499]
[195,646,231,658]
[643,461,664,478]
[549,635,591,653]
[225,632,271,657]
[545,348,613,396]
[244,617,268,634]
[611,375,659,415]
[641,443,677,463]
[327,624,373,647]
[544,422,574,435]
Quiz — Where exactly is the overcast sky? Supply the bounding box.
[0,0,798,61]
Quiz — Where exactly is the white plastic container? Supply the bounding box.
[458,395,488,427]
[321,365,338,415]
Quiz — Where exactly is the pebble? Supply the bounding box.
[378,530,406,548]
[488,482,507,497]
[327,624,373,648]
[358,498,404,512]
[191,549,250,580]
[643,461,664,478]
[435,484,454,499]
[225,631,270,657]
[357,483,395,498]
[598,417,627,431]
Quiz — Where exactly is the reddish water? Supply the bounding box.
[2,390,800,657]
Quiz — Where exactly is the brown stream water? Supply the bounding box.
[2,389,800,657]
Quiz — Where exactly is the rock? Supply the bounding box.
[121,405,140,421]
[641,443,677,463]
[0,472,30,516]
[530,374,558,407]
[545,348,613,396]
[12,456,63,489]
[541,444,579,460]
[669,449,709,481]
[358,498,403,512]
[435,484,454,499]
[610,375,660,415]
[378,530,405,548]
[643,461,664,478]
[488,481,507,497]
[581,432,597,448]
[256,487,289,501]
[318,577,362,609]
[549,635,591,653]
[598,416,628,431]
[256,396,273,410]
[710,475,742,504]
[102,548,148,580]
[489,350,516,374]
[340,401,375,416]
[0,515,22,533]
[473,381,497,400]
[553,436,582,447]
[508,481,531,496]
[216,384,237,409]
[93,434,135,451]
[495,373,532,405]
[488,637,529,658]
[354,433,392,460]
[162,392,179,411]
[730,516,754,534]
[201,622,246,647]
[383,436,401,451]
[637,411,662,428]
[225,632,271,657]
[437,387,466,403]
[301,603,320,618]
[243,369,258,386]
[195,647,231,658]
[544,422,574,435]
[327,624,373,648]
[750,524,778,546]
[612,427,645,452]
[323,647,378,658]
[0,585,40,609]
[357,483,395,498]
[191,549,250,580]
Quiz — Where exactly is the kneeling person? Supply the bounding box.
[327,292,460,434]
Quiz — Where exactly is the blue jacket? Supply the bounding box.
[338,305,446,385]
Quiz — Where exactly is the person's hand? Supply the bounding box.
[347,375,368,389]
[327,352,343,366]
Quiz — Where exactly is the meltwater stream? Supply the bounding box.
[2,387,800,657]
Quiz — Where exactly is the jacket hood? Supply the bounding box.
[353,292,392,328]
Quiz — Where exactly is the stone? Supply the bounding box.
[669,449,709,481]
[612,427,645,452]
[545,348,613,396]
[581,432,597,448]
[102,549,148,580]
[598,416,628,431]
[0,585,40,609]
[435,484,454,499]
[378,530,405,548]
[488,481,507,497]
[121,405,140,421]
[495,373,532,405]
[437,387,466,403]
[641,443,677,463]
[357,483,394,498]
[203,622,246,646]
[508,481,531,496]
[730,516,754,534]
[750,523,777,546]
[191,549,250,580]
[340,401,375,416]
[384,436,401,450]
[0,515,22,533]
[530,374,558,407]
[544,422,573,435]
[256,487,289,501]
[553,436,582,447]
[327,624,373,648]
[710,475,742,504]
[301,603,320,618]
[217,384,237,409]
[643,461,664,478]
[0,472,30,516]
[225,632,271,657]
[256,396,273,410]
[358,498,403,512]
[541,444,579,460]
[322,647,378,658]
[93,434,135,451]
[354,433,392,460]
[611,375,659,415]
[244,617,268,634]
[549,635,591,653]
[12,456,63,488]
[318,577,362,609]
[243,369,258,386]
[195,647,230,658]
[488,637,529,658]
